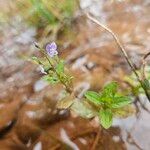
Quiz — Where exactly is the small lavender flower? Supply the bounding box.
[46,42,58,57]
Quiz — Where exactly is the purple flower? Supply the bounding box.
[46,42,58,57]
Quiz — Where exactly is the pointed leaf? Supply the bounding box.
[31,56,41,64]
[112,105,136,118]
[111,96,131,108]
[102,82,118,97]
[142,79,150,90]
[99,109,113,129]
[84,91,102,105]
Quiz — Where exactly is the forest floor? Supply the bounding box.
[0,0,150,150]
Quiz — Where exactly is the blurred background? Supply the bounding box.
[0,0,150,150]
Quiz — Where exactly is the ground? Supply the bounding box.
[0,0,150,150]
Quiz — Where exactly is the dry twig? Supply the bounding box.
[87,13,150,102]
[141,51,150,80]
[91,128,101,150]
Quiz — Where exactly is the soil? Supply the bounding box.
[0,0,150,150]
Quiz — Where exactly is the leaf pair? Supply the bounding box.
[84,82,132,129]
[85,82,118,105]
[85,82,131,108]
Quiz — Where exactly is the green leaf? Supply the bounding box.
[142,79,150,90]
[112,105,135,118]
[32,56,38,61]
[71,100,97,119]
[44,66,52,72]
[84,91,102,105]
[111,96,131,108]
[31,56,41,64]
[56,60,64,74]
[102,82,118,97]
[99,109,113,129]
[42,74,59,84]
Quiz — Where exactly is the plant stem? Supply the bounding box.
[40,49,73,93]
[142,51,150,80]
[87,14,150,102]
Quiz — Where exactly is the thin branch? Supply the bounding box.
[87,13,150,102]
[87,14,139,79]
[126,130,144,150]
[141,51,150,80]
[91,128,100,150]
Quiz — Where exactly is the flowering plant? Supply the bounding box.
[33,42,73,93]
[32,41,133,129]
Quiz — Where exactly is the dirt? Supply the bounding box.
[0,0,150,150]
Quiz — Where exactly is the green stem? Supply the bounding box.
[39,48,73,94]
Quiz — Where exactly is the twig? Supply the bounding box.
[87,13,138,78]
[141,51,150,80]
[126,130,143,150]
[87,13,150,102]
[138,98,150,113]
[91,128,100,150]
